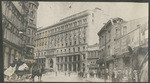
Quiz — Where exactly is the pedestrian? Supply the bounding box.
[68,72,70,77]
[55,71,57,76]
[112,72,115,82]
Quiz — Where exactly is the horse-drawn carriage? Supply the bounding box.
[4,59,37,82]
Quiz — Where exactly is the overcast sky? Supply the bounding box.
[37,2,148,28]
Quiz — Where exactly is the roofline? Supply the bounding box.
[97,17,123,36]
[37,10,90,32]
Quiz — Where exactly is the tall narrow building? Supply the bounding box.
[2,1,39,69]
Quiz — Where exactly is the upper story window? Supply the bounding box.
[61,26,64,31]
[65,24,68,29]
[83,46,85,50]
[123,26,127,35]
[108,30,111,41]
[69,23,72,28]
[74,22,77,26]
[92,13,94,17]
[29,19,33,24]
[78,47,80,51]
[78,20,82,25]
[28,29,30,35]
[83,18,87,23]
[73,48,75,52]
[99,38,101,46]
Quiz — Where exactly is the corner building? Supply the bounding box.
[35,8,109,72]
[2,1,39,69]
[97,17,148,81]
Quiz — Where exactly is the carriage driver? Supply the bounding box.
[16,59,24,71]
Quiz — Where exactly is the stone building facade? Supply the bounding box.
[97,17,148,81]
[35,8,109,72]
[2,1,39,69]
[87,43,100,77]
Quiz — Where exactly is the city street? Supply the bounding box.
[4,72,111,82]
[34,72,111,82]
[2,1,148,82]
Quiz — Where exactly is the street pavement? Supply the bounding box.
[4,72,111,82]
[38,72,111,82]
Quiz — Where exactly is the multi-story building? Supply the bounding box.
[23,1,39,59]
[35,8,109,72]
[97,17,148,80]
[97,17,124,79]
[87,43,100,78]
[2,1,39,69]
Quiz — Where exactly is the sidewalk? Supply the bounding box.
[85,78,111,82]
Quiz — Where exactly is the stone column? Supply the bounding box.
[72,56,74,62]
[76,63,78,72]
[63,57,65,62]
[10,49,14,64]
[72,64,74,72]
[76,55,78,61]
[67,56,69,62]
[45,58,49,69]
[67,64,69,71]
[63,64,65,72]
[57,64,59,71]
[8,48,11,67]
[4,46,9,69]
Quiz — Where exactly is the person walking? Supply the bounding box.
[112,72,115,82]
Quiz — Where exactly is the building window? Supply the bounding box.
[83,54,85,59]
[108,31,111,42]
[92,13,94,17]
[28,29,30,35]
[70,42,72,46]
[30,19,33,24]
[83,19,87,23]
[64,49,66,52]
[65,25,68,29]
[78,20,82,25]
[123,26,127,35]
[83,46,85,50]
[73,48,75,52]
[69,48,70,53]
[74,22,77,26]
[74,41,76,45]
[28,37,30,43]
[78,47,80,52]
[84,39,86,43]
[69,23,72,28]
[99,38,101,47]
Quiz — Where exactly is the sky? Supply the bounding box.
[37,2,148,28]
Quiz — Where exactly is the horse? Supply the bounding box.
[131,46,148,82]
[14,63,30,81]
[4,62,30,82]
[31,65,45,82]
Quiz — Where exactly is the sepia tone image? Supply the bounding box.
[2,1,148,82]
